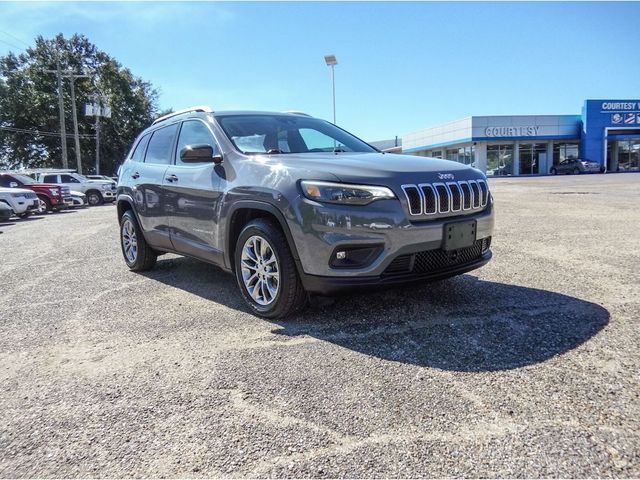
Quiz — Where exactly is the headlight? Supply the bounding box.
[48,188,59,195]
[301,181,396,205]
[10,192,25,198]
[101,183,112,190]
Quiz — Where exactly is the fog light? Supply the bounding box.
[482,236,492,253]
[330,245,384,269]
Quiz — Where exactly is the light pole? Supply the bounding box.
[324,54,338,124]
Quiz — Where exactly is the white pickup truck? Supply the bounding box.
[35,172,116,206]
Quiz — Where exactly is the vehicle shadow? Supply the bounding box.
[143,257,609,372]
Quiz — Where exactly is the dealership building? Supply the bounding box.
[398,99,640,176]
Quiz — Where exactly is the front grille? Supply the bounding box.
[402,179,489,218]
[383,237,491,277]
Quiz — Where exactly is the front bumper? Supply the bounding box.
[288,196,495,278]
[300,249,492,295]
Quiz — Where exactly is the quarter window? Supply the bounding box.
[130,134,151,162]
[175,121,219,165]
[145,124,179,165]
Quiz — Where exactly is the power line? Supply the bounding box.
[0,37,23,51]
[0,29,30,47]
[0,125,96,139]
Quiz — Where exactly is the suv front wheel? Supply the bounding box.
[120,210,157,271]
[234,218,307,318]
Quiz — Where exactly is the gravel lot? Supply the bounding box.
[1,174,638,478]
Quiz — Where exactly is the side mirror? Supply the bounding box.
[180,144,223,165]
[9,182,18,188]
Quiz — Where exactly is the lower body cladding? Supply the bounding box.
[289,198,494,295]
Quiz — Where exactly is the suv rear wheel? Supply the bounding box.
[234,218,307,318]
[120,210,157,271]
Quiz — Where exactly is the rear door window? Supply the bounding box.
[43,174,58,183]
[144,124,179,165]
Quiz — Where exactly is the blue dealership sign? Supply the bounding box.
[581,99,640,165]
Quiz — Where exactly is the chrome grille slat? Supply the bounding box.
[401,179,490,219]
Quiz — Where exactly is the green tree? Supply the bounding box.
[0,33,163,174]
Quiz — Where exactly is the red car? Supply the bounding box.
[0,173,71,212]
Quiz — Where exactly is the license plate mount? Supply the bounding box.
[443,220,477,251]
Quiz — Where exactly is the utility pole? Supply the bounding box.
[45,57,69,169]
[65,73,89,174]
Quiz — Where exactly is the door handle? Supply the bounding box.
[166,174,178,182]
[131,172,140,179]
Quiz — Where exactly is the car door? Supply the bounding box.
[131,123,179,250]
[163,119,224,264]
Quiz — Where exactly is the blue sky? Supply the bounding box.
[0,1,639,140]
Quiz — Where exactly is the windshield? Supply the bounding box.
[217,114,377,155]
[13,174,35,184]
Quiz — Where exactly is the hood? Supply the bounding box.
[267,152,484,184]
[27,182,62,189]
[0,186,34,195]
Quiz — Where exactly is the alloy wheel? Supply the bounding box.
[240,235,280,306]
[121,219,138,263]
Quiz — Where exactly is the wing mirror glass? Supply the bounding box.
[9,182,18,188]
[180,144,223,165]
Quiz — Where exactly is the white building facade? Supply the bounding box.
[402,115,581,176]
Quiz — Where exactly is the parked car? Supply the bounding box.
[117,107,494,318]
[69,190,88,208]
[0,201,12,222]
[550,159,602,175]
[0,172,71,212]
[34,171,116,206]
[0,186,39,218]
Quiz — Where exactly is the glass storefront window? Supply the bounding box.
[553,143,579,165]
[486,145,513,176]
[445,146,475,166]
[432,150,442,158]
[618,140,640,172]
[519,143,546,175]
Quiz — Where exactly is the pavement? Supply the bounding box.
[0,174,638,478]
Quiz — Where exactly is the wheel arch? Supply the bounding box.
[225,201,301,273]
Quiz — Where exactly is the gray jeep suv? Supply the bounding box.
[117,107,494,317]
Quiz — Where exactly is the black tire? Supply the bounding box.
[37,195,52,212]
[234,218,307,318]
[550,168,557,175]
[120,210,157,271]
[86,190,103,206]
[573,167,580,175]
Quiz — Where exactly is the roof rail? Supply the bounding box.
[152,105,214,125]
[282,110,312,117]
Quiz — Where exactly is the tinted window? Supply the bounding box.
[130,133,151,162]
[60,174,80,183]
[0,176,12,187]
[145,124,179,165]
[43,175,58,183]
[175,121,219,166]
